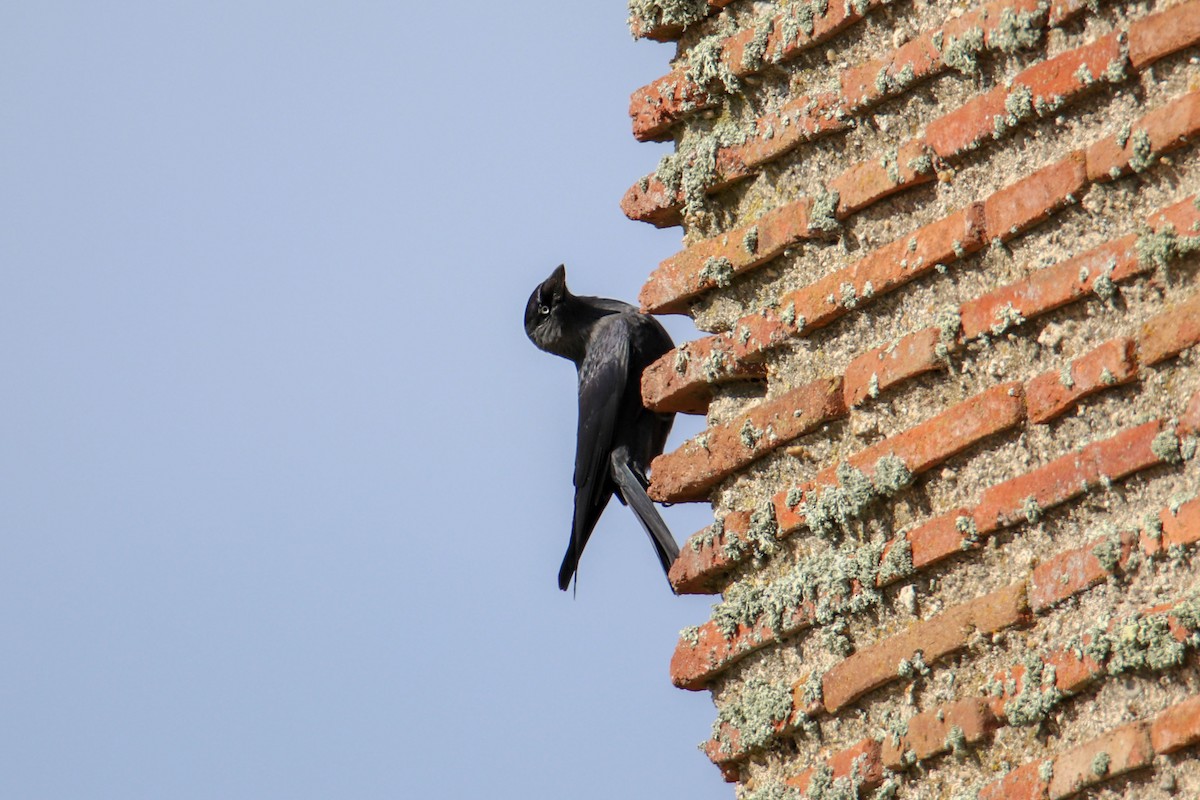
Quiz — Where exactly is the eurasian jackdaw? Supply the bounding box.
[524,265,679,591]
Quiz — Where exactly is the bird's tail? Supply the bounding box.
[610,456,680,590]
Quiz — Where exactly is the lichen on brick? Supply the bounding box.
[990,4,1046,53]
[1059,363,1075,388]
[1181,435,1198,461]
[1129,129,1155,172]
[674,348,691,375]
[956,515,980,550]
[821,617,854,656]
[742,15,774,71]
[907,151,933,175]
[745,500,780,559]
[1103,55,1128,83]
[881,147,901,185]
[1087,613,1187,675]
[711,676,795,753]
[935,307,962,360]
[1039,759,1054,781]
[740,417,763,448]
[873,455,913,495]
[867,372,880,399]
[684,23,741,97]
[743,225,759,255]
[1137,223,1200,279]
[942,27,985,74]
[626,0,709,35]
[840,282,858,309]
[1115,122,1131,150]
[656,117,749,218]
[741,780,804,800]
[994,85,1034,137]
[1092,261,1117,304]
[786,486,805,508]
[693,516,723,552]
[875,63,917,97]
[1091,751,1111,777]
[700,347,728,382]
[1021,496,1042,524]
[990,302,1025,336]
[680,625,701,646]
[806,762,867,800]
[878,533,914,583]
[803,462,881,539]
[1003,655,1063,726]
[1151,428,1183,464]
[1092,529,1124,573]
[945,724,968,757]
[810,186,841,232]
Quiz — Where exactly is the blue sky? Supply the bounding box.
[0,2,726,797]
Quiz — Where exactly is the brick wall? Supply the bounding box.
[625,0,1200,796]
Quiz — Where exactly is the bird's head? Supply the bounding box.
[524,265,575,359]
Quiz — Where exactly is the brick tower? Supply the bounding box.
[625,0,1200,796]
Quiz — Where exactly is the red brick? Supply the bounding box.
[843,327,946,407]
[1046,0,1089,25]
[1180,387,1200,436]
[1048,720,1154,799]
[1043,641,1107,694]
[643,309,808,414]
[787,739,884,793]
[628,0,735,41]
[836,29,942,107]
[621,175,684,227]
[983,151,1088,241]
[1014,31,1123,107]
[1128,0,1200,70]
[736,91,849,171]
[1087,91,1200,182]
[959,237,1141,340]
[648,376,844,501]
[974,420,1164,533]
[846,382,1026,478]
[908,509,980,570]
[881,698,999,768]
[668,512,748,595]
[1160,496,1200,551]
[828,139,935,216]
[1026,337,1139,424]
[979,760,1050,800]
[640,199,813,315]
[1029,532,1133,612]
[629,68,709,142]
[629,0,880,133]
[926,86,1009,159]
[1152,694,1200,754]
[787,203,986,334]
[1138,291,1200,366]
[771,484,809,534]
[640,334,770,415]
[820,581,1028,712]
[671,615,785,691]
[1148,194,1200,234]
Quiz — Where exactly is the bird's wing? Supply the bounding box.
[559,317,629,591]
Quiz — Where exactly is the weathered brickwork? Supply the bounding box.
[624,0,1200,795]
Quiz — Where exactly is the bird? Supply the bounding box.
[524,265,680,592]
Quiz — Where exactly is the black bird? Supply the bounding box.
[524,265,680,591]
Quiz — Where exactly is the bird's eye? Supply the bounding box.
[538,304,550,316]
